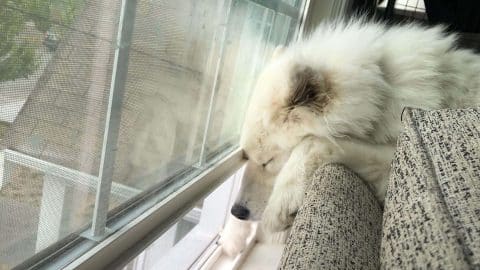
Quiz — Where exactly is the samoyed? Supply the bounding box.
[221,18,480,255]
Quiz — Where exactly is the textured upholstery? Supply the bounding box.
[279,164,383,270]
[279,107,480,270]
[381,107,480,269]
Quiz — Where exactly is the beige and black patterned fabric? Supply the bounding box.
[381,107,480,269]
[280,164,383,270]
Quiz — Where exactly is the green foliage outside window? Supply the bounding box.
[0,0,80,82]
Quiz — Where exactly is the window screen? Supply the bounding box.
[1,0,120,266]
[0,0,303,268]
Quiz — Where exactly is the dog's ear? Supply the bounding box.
[272,46,285,60]
[289,66,318,107]
[287,65,331,114]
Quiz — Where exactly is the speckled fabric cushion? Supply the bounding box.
[381,107,480,269]
[280,163,383,270]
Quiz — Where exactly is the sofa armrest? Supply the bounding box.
[279,163,383,270]
[381,107,480,269]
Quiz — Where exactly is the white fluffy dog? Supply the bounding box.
[222,18,480,255]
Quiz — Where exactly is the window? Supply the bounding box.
[378,0,427,20]
[0,0,307,269]
[122,170,242,270]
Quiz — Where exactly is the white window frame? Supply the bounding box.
[125,167,244,270]
[63,149,245,270]
[2,0,315,268]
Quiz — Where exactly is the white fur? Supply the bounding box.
[223,19,480,254]
[218,215,289,256]
[218,215,252,256]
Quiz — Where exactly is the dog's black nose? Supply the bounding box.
[231,204,250,220]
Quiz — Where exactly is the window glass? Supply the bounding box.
[122,173,238,270]
[205,1,296,158]
[0,0,303,268]
[110,0,227,191]
[1,0,119,267]
[283,0,300,7]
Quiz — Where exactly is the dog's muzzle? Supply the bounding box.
[230,204,250,220]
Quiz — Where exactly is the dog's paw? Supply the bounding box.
[218,215,252,257]
[261,183,304,232]
[218,233,246,257]
[307,136,342,163]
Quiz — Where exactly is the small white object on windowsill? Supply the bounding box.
[218,215,254,257]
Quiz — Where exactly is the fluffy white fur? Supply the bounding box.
[218,214,253,256]
[218,214,289,257]
[224,19,480,254]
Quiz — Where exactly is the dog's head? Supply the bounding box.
[232,39,388,221]
[240,47,336,168]
[232,47,337,221]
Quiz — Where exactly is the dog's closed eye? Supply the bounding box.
[242,150,249,161]
[262,158,274,168]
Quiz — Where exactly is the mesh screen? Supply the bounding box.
[1,0,119,173]
[111,0,228,189]
[0,0,120,267]
[0,0,298,267]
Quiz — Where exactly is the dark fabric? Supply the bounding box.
[280,164,382,270]
[425,0,480,33]
[381,107,480,269]
[350,0,378,18]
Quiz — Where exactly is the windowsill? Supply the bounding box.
[208,244,284,270]
[235,243,284,270]
[197,223,284,270]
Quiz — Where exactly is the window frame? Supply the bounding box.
[5,0,312,268]
[120,167,244,270]
[65,149,243,270]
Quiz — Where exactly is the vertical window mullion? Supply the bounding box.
[197,0,234,168]
[293,0,310,41]
[89,0,137,239]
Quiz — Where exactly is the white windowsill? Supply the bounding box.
[195,223,284,270]
[61,149,244,270]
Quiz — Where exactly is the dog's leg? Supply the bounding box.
[304,137,396,202]
[329,139,396,202]
[218,214,253,257]
[261,136,338,232]
[261,137,395,232]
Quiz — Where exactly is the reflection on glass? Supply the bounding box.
[0,157,128,266]
[113,0,227,190]
[122,207,201,270]
[0,0,120,267]
[115,0,295,192]
[283,0,300,7]
[0,0,301,267]
[122,173,237,270]
[205,1,295,157]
